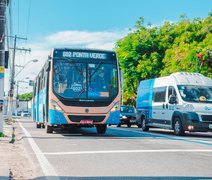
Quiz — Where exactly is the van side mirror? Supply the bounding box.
[169,95,177,104]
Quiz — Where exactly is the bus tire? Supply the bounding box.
[142,116,149,132]
[173,117,184,136]
[46,125,53,133]
[36,123,41,128]
[96,125,107,134]
[42,123,45,128]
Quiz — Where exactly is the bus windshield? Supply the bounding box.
[177,85,212,103]
[53,60,118,99]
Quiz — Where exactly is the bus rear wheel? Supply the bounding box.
[36,123,41,128]
[96,125,107,134]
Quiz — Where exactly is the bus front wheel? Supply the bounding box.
[96,124,107,134]
[46,124,53,133]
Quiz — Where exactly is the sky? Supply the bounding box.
[5,0,212,94]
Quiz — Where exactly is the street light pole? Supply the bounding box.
[15,59,38,78]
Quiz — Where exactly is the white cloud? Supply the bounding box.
[5,30,127,94]
[45,30,126,48]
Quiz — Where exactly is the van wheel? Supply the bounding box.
[46,124,53,133]
[96,125,107,134]
[142,117,149,131]
[174,117,184,136]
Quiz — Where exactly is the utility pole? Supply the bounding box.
[0,0,6,133]
[7,35,31,119]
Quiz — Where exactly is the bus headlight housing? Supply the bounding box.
[51,100,64,113]
[110,101,120,112]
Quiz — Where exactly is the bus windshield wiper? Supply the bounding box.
[89,61,102,79]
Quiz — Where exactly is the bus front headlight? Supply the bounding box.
[110,101,120,113]
[51,100,64,113]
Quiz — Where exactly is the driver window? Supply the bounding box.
[168,86,178,103]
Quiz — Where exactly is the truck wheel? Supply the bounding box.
[46,124,53,133]
[142,116,149,132]
[96,125,107,134]
[174,117,184,136]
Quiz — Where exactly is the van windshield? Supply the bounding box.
[177,85,212,103]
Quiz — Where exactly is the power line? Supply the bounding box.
[26,0,31,39]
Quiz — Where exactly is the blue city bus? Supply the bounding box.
[32,48,121,133]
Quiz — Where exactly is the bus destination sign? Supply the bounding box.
[54,50,108,60]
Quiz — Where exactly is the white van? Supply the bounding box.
[136,72,212,136]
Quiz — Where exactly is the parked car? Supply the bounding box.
[17,111,22,116]
[21,111,31,117]
[118,105,141,128]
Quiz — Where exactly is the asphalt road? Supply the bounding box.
[19,118,212,180]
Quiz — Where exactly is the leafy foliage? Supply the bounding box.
[18,92,32,101]
[115,14,212,106]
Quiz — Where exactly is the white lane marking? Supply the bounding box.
[42,149,212,155]
[19,122,60,180]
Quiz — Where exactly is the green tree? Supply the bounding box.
[116,14,212,106]
[18,92,32,101]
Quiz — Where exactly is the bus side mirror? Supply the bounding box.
[120,69,124,88]
[169,95,177,104]
[46,61,51,72]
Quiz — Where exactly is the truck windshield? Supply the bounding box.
[177,85,212,103]
[53,60,118,99]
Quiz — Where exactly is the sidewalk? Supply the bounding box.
[0,119,15,180]
[0,118,37,179]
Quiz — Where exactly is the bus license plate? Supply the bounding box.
[209,124,212,129]
[80,120,93,125]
